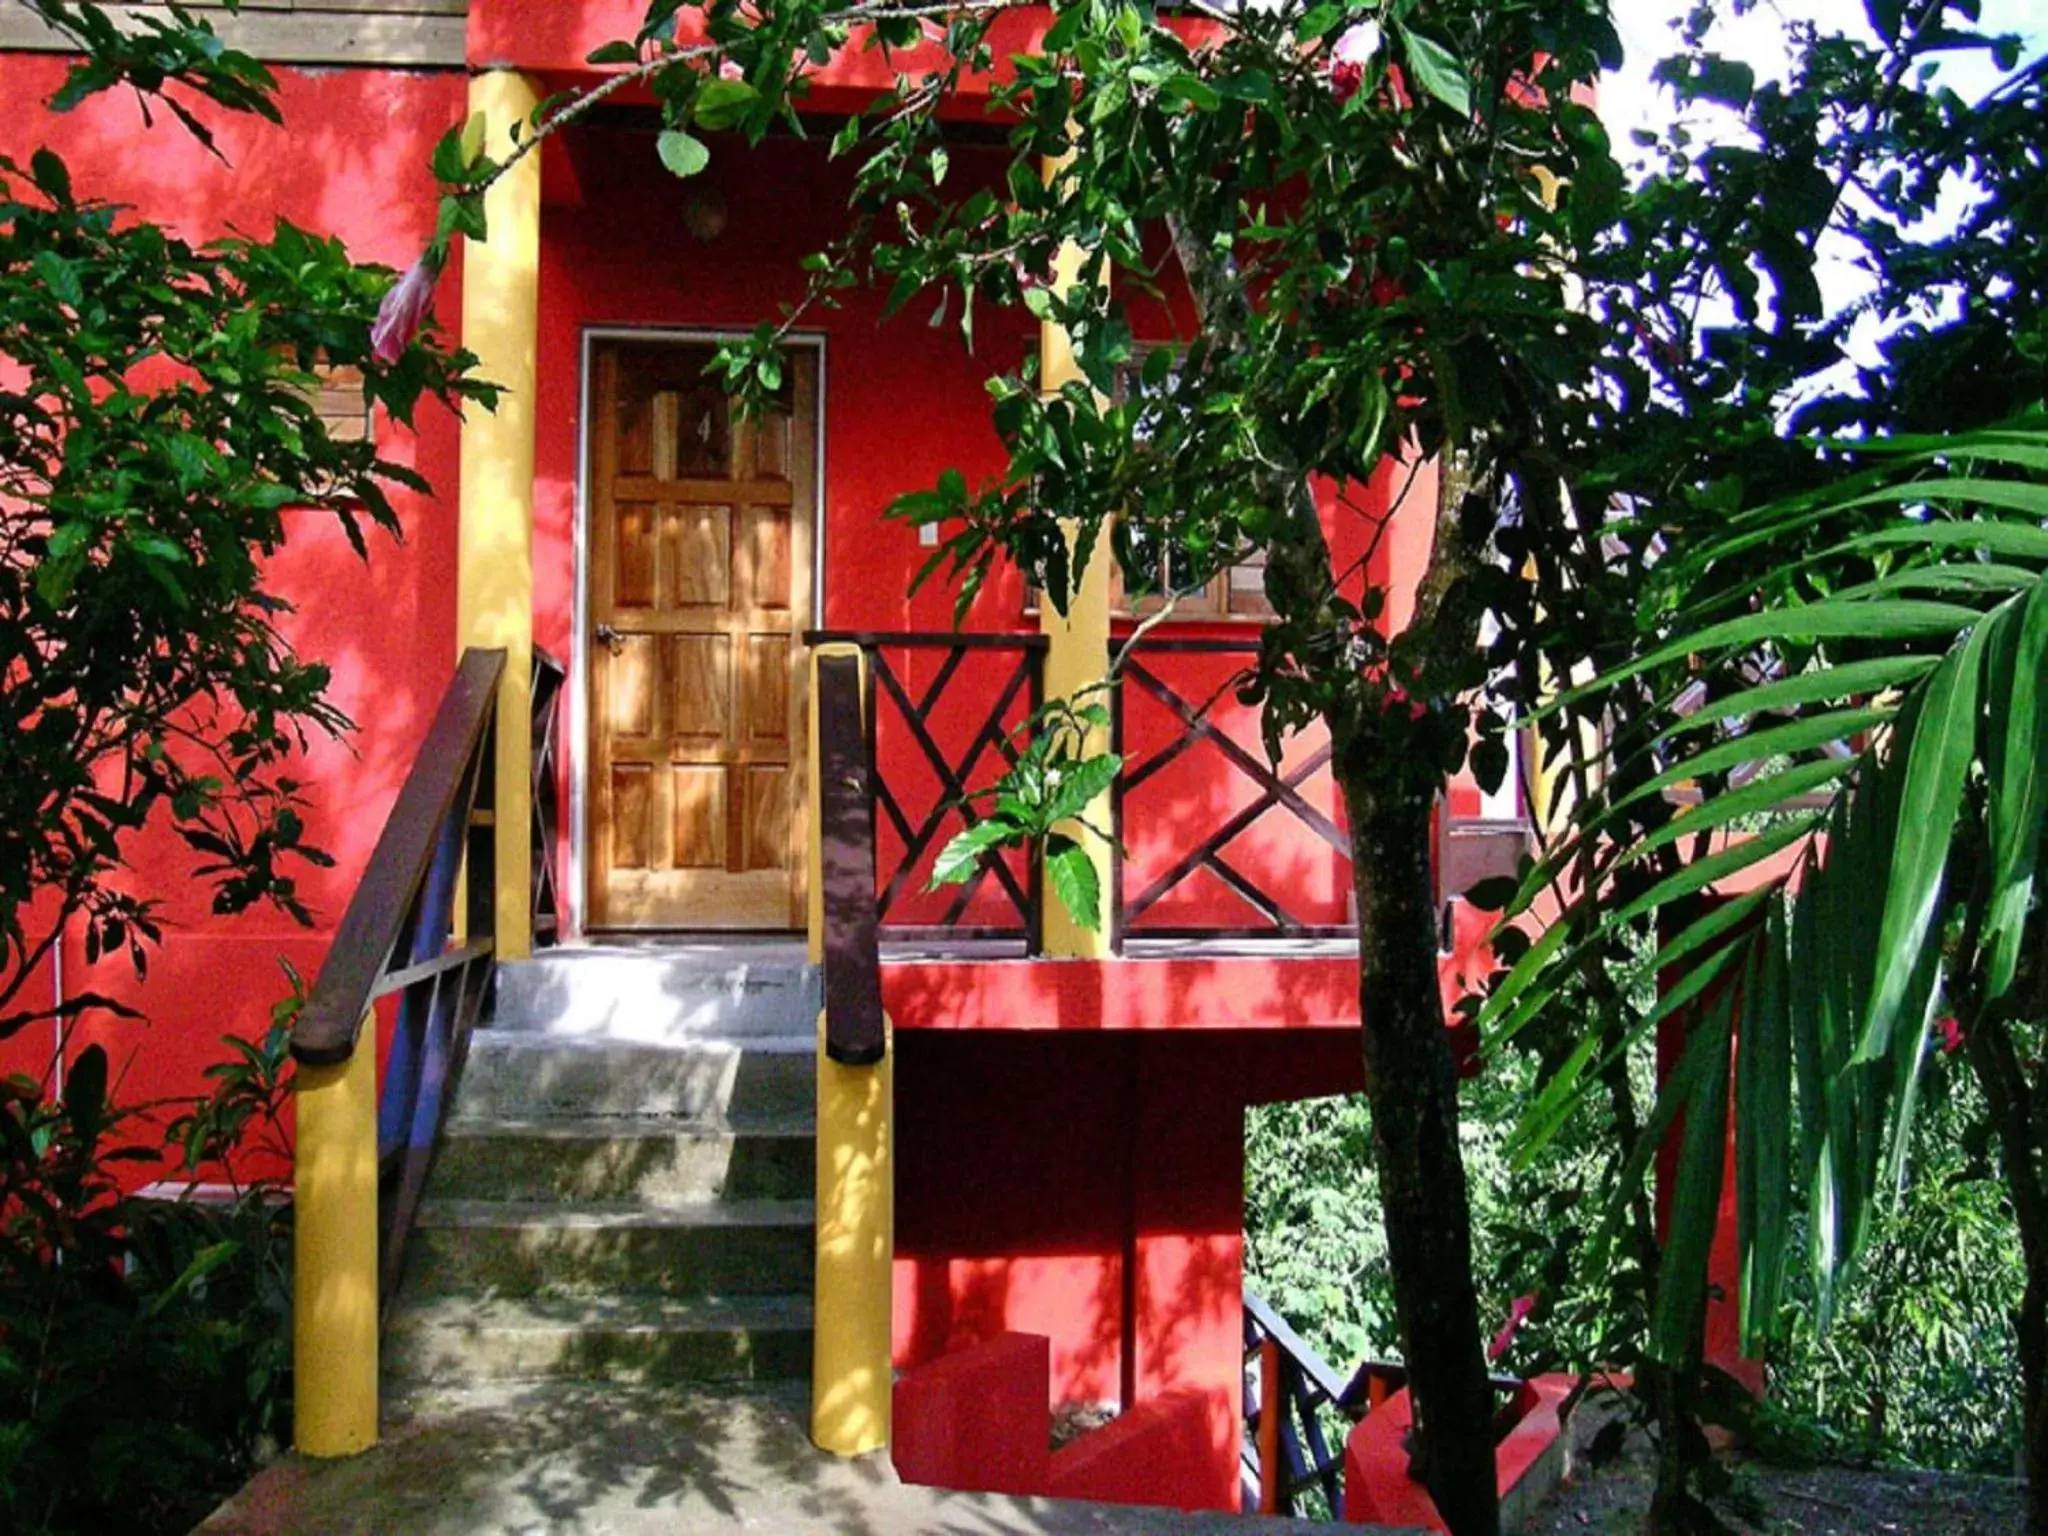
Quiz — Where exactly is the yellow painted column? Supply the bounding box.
[458,68,541,959]
[806,643,895,1455]
[292,1020,379,1457]
[812,1009,894,1455]
[1036,157,1115,958]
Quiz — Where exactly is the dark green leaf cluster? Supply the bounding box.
[0,989,299,1535]
[1493,427,2048,1391]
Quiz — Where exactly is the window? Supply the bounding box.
[1024,346,1274,622]
[307,363,372,444]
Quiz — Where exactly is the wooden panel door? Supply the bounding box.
[587,340,815,929]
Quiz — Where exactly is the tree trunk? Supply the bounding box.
[2020,1238,2047,1533]
[1341,769,1501,1536]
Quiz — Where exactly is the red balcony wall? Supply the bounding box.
[890,1027,1362,1513]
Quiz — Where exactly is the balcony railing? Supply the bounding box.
[1113,637,1355,947]
[807,629,1526,955]
[805,631,1047,951]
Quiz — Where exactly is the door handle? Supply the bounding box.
[594,623,626,655]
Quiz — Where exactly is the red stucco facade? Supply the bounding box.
[3,15,1524,1516]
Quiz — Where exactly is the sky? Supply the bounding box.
[1595,1,2048,390]
[1602,0,2048,156]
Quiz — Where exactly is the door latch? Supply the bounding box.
[594,623,626,655]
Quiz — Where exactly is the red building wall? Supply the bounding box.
[0,58,469,1170]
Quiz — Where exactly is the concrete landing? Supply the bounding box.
[198,1382,1375,1535]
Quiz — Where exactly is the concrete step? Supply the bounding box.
[454,1034,814,1123]
[384,1292,813,1386]
[405,1198,815,1298]
[492,948,820,1043]
[433,1115,814,1205]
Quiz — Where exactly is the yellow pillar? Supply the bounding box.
[811,1010,894,1455]
[1036,157,1115,957]
[806,643,895,1455]
[458,68,540,959]
[292,1020,379,1457]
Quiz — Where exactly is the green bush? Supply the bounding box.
[0,1006,295,1536]
[1245,1035,2025,1477]
[1759,1058,2023,1475]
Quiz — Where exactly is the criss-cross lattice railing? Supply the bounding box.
[804,630,1046,950]
[530,647,566,948]
[1114,637,1355,947]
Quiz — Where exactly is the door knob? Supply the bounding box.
[594,623,626,655]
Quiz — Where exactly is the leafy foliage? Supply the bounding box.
[0,998,298,1536]
[1759,1061,2024,1475]
[926,695,1120,930]
[1492,429,2048,1344]
[1,11,492,1044]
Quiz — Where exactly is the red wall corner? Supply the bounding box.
[1342,1374,1577,1531]
[892,1332,1053,1498]
[1047,1387,1222,1511]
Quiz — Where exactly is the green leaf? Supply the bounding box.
[1397,25,1471,117]
[1511,933,1751,1158]
[929,817,1020,888]
[1584,1001,1725,1279]
[1650,989,1735,1363]
[1984,579,2048,1001]
[1043,753,1121,827]
[64,1044,109,1140]
[1296,2,1341,40]
[1855,621,1989,1065]
[430,125,470,184]
[1618,706,1889,820]
[693,78,759,132]
[144,1240,242,1318]
[1620,757,1855,867]
[1046,832,1102,931]
[30,146,71,203]
[1692,55,1756,109]
[1737,903,1793,1350]
[33,249,83,309]
[656,128,711,179]
[1670,655,1941,732]
[586,40,642,65]
[1160,73,1221,112]
[1544,601,1981,719]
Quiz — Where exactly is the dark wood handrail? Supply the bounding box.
[804,628,1049,653]
[292,648,507,1067]
[816,650,886,1066]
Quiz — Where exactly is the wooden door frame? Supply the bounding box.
[568,326,827,939]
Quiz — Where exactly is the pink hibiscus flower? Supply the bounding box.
[1329,20,1382,104]
[370,254,439,364]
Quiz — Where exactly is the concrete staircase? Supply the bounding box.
[384,948,820,1390]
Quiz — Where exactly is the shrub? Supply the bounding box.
[0,1002,295,1536]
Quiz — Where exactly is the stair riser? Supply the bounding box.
[493,958,820,1042]
[405,1224,814,1298]
[455,1043,814,1122]
[431,1132,813,1205]
[385,1323,814,1386]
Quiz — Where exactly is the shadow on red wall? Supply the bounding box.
[0,57,470,1173]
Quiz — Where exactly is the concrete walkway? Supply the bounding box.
[199,1382,1384,1535]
